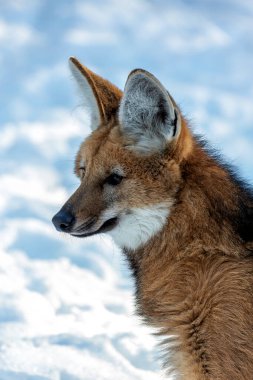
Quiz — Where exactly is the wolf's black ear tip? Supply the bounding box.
[69,57,80,67]
[127,68,151,80]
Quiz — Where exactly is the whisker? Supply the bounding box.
[74,217,97,232]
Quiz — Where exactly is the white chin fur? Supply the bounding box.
[107,203,170,251]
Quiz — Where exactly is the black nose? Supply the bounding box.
[52,209,75,232]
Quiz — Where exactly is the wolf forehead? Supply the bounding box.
[75,129,177,182]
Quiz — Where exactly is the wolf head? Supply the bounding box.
[52,57,193,250]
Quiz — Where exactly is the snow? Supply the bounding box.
[0,0,253,379]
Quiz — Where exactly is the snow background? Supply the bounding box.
[0,0,253,379]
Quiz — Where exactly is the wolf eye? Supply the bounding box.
[79,167,85,178]
[105,173,123,186]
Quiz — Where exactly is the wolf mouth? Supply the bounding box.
[71,217,119,238]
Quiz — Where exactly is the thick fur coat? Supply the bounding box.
[52,57,253,379]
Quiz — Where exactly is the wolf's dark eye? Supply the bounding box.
[79,167,85,178]
[105,173,123,186]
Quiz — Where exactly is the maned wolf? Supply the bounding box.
[52,57,253,379]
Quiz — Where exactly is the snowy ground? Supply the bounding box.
[0,1,253,379]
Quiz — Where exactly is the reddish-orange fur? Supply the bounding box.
[56,59,253,379]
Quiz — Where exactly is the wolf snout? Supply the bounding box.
[52,208,75,232]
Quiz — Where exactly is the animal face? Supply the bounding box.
[52,58,191,250]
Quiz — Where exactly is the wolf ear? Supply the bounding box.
[119,69,181,154]
[69,57,122,130]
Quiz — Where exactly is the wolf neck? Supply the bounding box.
[123,143,253,378]
[125,143,251,271]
